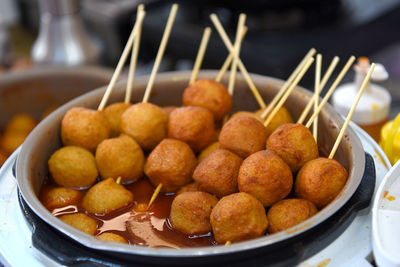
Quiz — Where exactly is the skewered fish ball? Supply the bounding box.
[59,213,97,235]
[177,182,200,195]
[170,191,218,235]
[144,139,197,193]
[238,150,293,207]
[168,106,216,152]
[163,106,178,116]
[97,233,128,244]
[48,146,98,188]
[210,192,268,244]
[219,116,268,158]
[267,199,317,234]
[193,149,242,197]
[266,123,318,172]
[40,187,82,210]
[295,158,348,208]
[198,142,220,163]
[95,134,144,184]
[255,106,294,136]
[61,107,111,152]
[121,102,168,150]
[104,102,131,136]
[230,111,262,122]
[183,79,232,121]
[83,178,134,215]
[4,113,37,134]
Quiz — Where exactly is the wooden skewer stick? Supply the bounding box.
[260,48,316,120]
[297,56,339,124]
[189,27,212,84]
[305,56,356,128]
[98,10,146,111]
[147,183,163,209]
[329,63,376,159]
[142,4,179,103]
[264,57,315,127]
[125,4,145,104]
[313,54,322,142]
[116,177,122,184]
[225,241,231,246]
[228,14,246,95]
[215,26,248,83]
[210,14,266,109]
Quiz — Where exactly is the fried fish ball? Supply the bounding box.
[97,233,128,244]
[198,142,220,163]
[295,158,348,208]
[193,149,242,197]
[0,132,27,154]
[82,178,134,215]
[255,106,294,136]
[121,102,168,150]
[95,135,144,183]
[40,187,82,210]
[230,111,262,122]
[144,139,197,192]
[266,123,318,172]
[61,107,111,152]
[168,106,216,152]
[183,79,232,121]
[48,146,98,188]
[219,116,268,158]
[238,150,293,207]
[163,106,178,116]
[4,114,37,134]
[210,192,268,244]
[176,182,200,195]
[104,102,131,136]
[170,191,218,235]
[267,199,317,234]
[59,213,97,235]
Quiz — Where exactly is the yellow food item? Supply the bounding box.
[59,213,98,235]
[97,233,128,244]
[380,114,400,165]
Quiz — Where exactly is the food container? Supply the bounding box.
[14,70,375,266]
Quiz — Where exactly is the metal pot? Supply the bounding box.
[15,70,372,266]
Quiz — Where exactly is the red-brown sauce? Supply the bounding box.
[39,177,217,247]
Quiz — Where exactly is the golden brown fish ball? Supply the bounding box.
[0,132,27,154]
[144,139,197,193]
[95,135,144,184]
[230,111,262,122]
[96,233,128,244]
[48,146,98,188]
[266,123,318,172]
[193,149,242,197]
[238,150,293,207]
[82,178,134,215]
[295,158,348,209]
[176,182,200,195]
[40,187,82,210]
[163,106,178,116]
[170,191,218,235]
[183,79,232,121]
[267,199,317,234]
[198,142,220,163]
[255,106,294,136]
[210,192,268,244]
[120,102,168,151]
[104,102,131,136]
[219,116,268,158]
[59,213,97,235]
[168,106,216,152]
[61,107,111,152]
[4,114,37,134]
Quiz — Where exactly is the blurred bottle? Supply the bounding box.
[332,57,391,142]
[31,0,100,66]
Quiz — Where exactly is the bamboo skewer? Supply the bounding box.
[260,48,317,120]
[147,184,163,209]
[210,14,266,109]
[116,177,122,184]
[297,56,339,124]
[125,4,145,104]
[142,4,179,103]
[264,57,315,127]
[228,14,246,95]
[305,56,356,128]
[98,10,146,111]
[313,54,322,142]
[225,241,231,246]
[215,26,248,83]
[329,63,376,159]
[189,27,212,84]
